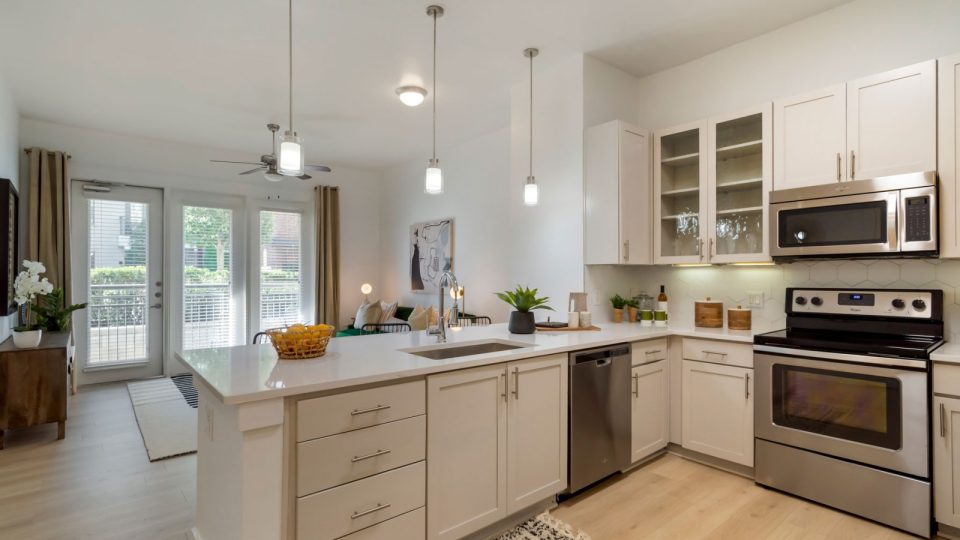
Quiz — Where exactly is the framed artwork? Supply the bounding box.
[0,179,17,315]
[410,218,454,293]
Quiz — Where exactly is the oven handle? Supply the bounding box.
[753,344,928,370]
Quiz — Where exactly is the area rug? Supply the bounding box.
[127,377,197,461]
[495,513,591,540]
[171,373,198,408]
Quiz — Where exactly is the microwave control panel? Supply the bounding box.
[787,288,938,319]
[904,195,932,242]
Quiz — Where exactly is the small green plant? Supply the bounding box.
[610,294,628,309]
[625,298,639,309]
[33,288,87,332]
[495,286,554,313]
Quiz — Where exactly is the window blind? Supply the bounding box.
[182,206,236,350]
[259,210,302,330]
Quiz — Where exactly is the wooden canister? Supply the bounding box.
[694,297,723,328]
[728,305,752,331]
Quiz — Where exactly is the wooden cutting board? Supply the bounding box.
[535,325,601,332]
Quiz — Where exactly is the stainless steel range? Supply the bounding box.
[754,287,943,538]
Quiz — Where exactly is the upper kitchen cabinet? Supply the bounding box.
[847,60,936,180]
[939,53,960,259]
[585,120,652,265]
[654,121,709,264]
[707,105,772,263]
[773,85,846,190]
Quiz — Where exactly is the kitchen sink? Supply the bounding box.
[402,340,531,360]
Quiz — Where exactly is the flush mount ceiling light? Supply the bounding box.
[424,4,444,194]
[396,85,427,107]
[278,0,305,177]
[523,47,540,206]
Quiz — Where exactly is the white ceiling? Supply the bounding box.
[0,0,849,169]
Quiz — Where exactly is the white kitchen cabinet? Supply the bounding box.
[940,53,960,259]
[847,60,936,181]
[427,355,567,540]
[654,121,709,264]
[707,105,772,263]
[506,355,568,512]
[681,359,753,467]
[631,359,668,463]
[585,120,652,265]
[773,84,847,190]
[427,364,507,540]
[935,395,960,528]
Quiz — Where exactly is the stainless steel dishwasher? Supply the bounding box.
[566,343,632,493]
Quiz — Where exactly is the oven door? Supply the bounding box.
[754,350,928,478]
[770,191,899,257]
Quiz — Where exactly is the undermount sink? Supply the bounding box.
[402,340,531,360]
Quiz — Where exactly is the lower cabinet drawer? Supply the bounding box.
[297,415,426,496]
[682,338,752,368]
[632,338,668,365]
[339,507,425,540]
[297,461,426,540]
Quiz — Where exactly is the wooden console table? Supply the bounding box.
[0,332,71,449]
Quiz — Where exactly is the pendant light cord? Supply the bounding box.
[288,0,294,132]
[529,52,533,178]
[432,9,437,160]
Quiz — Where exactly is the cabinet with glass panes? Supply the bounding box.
[654,123,707,264]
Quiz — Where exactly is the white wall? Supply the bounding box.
[20,118,381,375]
[634,0,960,129]
[583,55,641,128]
[0,76,18,343]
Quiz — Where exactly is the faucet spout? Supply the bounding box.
[435,271,459,343]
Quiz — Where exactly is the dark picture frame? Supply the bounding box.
[0,179,18,316]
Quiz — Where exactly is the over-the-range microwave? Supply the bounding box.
[770,171,937,260]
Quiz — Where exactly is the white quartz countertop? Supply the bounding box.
[932,342,960,365]
[177,323,765,405]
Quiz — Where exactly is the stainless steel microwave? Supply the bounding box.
[770,171,937,259]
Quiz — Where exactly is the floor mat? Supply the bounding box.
[126,378,197,462]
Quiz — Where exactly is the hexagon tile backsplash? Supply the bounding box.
[585,260,960,342]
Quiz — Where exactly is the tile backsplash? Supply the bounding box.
[585,259,960,342]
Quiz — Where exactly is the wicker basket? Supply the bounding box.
[266,324,335,359]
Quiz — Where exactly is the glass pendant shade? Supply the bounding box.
[425,158,443,194]
[278,131,304,176]
[524,176,539,206]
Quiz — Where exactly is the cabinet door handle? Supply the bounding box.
[512,367,520,399]
[351,404,391,416]
[703,350,728,359]
[623,240,629,262]
[698,238,704,260]
[941,402,947,438]
[351,502,391,519]
[850,150,856,180]
[632,373,639,397]
[745,373,751,399]
[500,372,507,402]
[644,349,662,355]
[708,237,714,257]
[352,449,391,463]
[836,152,842,182]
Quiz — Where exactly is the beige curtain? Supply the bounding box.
[315,186,340,326]
[26,148,72,302]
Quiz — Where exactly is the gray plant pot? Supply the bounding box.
[508,311,536,334]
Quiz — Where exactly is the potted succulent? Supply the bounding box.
[625,298,639,323]
[610,294,627,323]
[496,286,554,334]
[12,260,54,348]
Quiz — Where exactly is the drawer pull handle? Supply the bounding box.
[644,349,662,355]
[703,350,728,358]
[351,502,392,519]
[351,404,391,416]
[351,449,392,463]
[632,373,640,397]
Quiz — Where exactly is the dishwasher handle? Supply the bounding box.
[571,345,630,365]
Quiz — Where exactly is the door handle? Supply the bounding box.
[511,367,520,399]
[850,150,856,180]
[708,237,714,258]
[500,372,507,402]
[836,152,842,182]
[698,238,704,260]
[744,373,750,400]
[632,373,639,397]
[941,402,947,438]
[623,240,629,262]
[150,303,162,309]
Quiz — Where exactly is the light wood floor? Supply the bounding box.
[554,453,917,540]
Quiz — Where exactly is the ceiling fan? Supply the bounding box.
[211,123,332,182]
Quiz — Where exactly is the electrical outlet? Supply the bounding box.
[746,291,764,308]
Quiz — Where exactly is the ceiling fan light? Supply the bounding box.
[425,158,443,194]
[278,130,304,176]
[264,171,285,182]
[524,176,539,206]
[396,86,427,107]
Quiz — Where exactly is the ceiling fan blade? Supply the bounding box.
[239,167,266,175]
[298,174,313,180]
[211,159,264,165]
[305,164,332,172]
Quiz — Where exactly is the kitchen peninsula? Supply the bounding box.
[178,322,760,540]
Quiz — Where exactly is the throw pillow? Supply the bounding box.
[379,301,399,324]
[355,300,383,330]
[408,304,429,331]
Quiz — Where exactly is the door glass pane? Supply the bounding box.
[772,365,901,449]
[714,113,764,256]
[778,202,887,247]
[660,128,700,257]
[183,206,236,350]
[87,199,148,365]
[259,210,302,330]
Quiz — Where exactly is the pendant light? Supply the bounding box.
[523,47,539,206]
[424,5,444,194]
[278,0,305,177]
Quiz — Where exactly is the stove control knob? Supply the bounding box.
[891,298,905,309]
[795,296,807,306]
[912,299,927,311]
[810,296,823,306]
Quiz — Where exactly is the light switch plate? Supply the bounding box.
[746,291,764,308]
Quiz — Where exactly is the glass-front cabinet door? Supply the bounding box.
[654,122,708,264]
[707,105,772,263]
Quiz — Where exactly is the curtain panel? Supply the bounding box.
[25,148,72,303]
[314,186,340,327]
